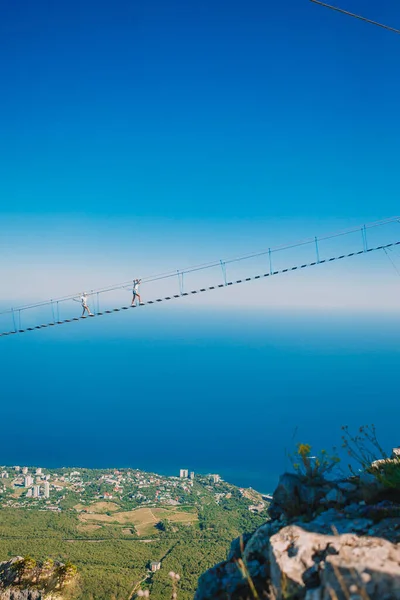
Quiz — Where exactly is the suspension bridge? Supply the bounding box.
[1,217,400,338]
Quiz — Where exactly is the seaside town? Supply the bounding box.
[0,465,268,514]
[0,464,270,600]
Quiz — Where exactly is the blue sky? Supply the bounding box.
[1,0,400,223]
[1,1,400,486]
[1,0,400,310]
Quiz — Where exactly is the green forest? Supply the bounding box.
[0,480,268,599]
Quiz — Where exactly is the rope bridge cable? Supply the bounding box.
[309,0,400,35]
[0,216,399,318]
[1,240,399,338]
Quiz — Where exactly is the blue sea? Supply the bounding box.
[1,307,399,494]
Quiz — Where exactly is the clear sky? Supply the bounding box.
[1,1,400,488]
[1,0,400,308]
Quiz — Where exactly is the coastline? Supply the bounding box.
[1,462,277,495]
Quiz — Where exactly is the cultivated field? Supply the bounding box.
[79,506,198,536]
[74,501,120,513]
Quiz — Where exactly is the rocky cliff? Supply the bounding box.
[195,463,400,599]
[0,557,77,600]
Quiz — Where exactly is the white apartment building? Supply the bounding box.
[43,481,50,498]
[24,475,34,487]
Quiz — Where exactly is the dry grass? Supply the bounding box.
[80,511,136,524]
[166,511,197,523]
[79,507,198,536]
[74,501,120,513]
[76,524,102,532]
[11,488,25,499]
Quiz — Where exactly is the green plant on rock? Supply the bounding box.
[57,562,78,586]
[341,424,387,471]
[341,424,400,490]
[41,558,54,572]
[291,443,340,480]
[20,556,37,579]
[372,458,400,490]
[23,556,36,570]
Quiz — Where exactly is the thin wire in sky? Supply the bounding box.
[310,0,400,35]
[384,248,400,278]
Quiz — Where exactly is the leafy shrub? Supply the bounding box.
[341,425,387,470]
[290,443,340,480]
[372,458,400,490]
[342,424,400,490]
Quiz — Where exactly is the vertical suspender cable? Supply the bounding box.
[220,260,227,285]
[315,237,320,263]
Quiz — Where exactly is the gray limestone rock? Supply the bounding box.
[194,509,400,599]
[268,526,400,600]
[268,474,327,520]
[321,535,400,600]
[320,488,346,505]
[337,481,358,493]
[227,533,253,561]
[194,470,400,600]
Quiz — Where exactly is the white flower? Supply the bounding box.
[168,571,175,579]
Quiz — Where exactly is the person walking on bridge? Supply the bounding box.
[73,292,94,316]
[131,279,142,306]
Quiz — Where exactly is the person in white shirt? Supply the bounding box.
[73,292,94,316]
[131,279,142,306]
